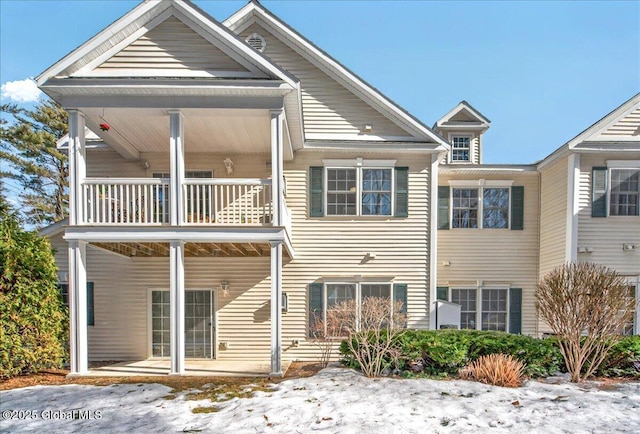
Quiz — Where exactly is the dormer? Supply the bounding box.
[434,101,490,164]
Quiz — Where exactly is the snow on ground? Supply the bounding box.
[1,366,639,433]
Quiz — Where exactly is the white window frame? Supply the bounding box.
[321,281,396,336]
[606,161,640,217]
[449,180,513,229]
[623,277,639,336]
[448,286,510,332]
[323,159,397,217]
[448,133,473,163]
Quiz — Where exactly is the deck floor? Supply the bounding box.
[82,359,292,377]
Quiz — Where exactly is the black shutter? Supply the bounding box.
[87,282,95,326]
[309,167,324,217]
[511,186,524,230]
[393,283,408,313]
[509,288,522,334]
[394,167,409,217]
[308,283,324,337]
[592,167,608,218]
[438,186,450,230]
[436,286,449,301]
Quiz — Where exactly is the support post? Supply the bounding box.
[270,241,283,376]
[68,110,86,225]
[169,240,185,375]
[169,110,185,226]
[270,109,284,226]
[429,153,440,329]
[68,240,88,374]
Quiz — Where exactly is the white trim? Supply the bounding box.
[435,101,491,128]
[270,241,283,376]
[322,158,397,168]
[606,160,640,168]
[448,180,514,187]
[566,154,580,261]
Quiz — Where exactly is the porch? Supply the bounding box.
[83,359,292,377]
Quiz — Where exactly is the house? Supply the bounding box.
[38,0,638,377]
[37,0,448,376]
[434,95,640,336]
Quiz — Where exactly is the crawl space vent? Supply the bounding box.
[245,33,266,52]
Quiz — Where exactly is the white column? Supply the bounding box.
[270,109,284,226]
[566,153,580,262]
[429,153,440,330]
[270,241,283,376]
[169,241,185,375]
[67,110,86,225]
[169,110,185,226]
[68,240,88,374]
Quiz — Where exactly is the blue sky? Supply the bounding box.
[1,0,639,165]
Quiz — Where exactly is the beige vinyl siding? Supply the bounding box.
[437,173,540,335]
[94,17,250,76]
[576,154,640,274]
[60,6,172,77]
[538,157,569,278]
[70,149,431,362]
[239,23,413,139]
[281,152,431,360]
[601,107,640,136]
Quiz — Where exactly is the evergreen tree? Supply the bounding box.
[0,99,68,227]
[0,198,68,378]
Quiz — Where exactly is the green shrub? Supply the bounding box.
[0,208,68,378]
[593,336,640,378]
[340,329,564,378]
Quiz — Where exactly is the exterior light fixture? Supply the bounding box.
[363,124,373,133]
[223,158,234,175]
[220,280,229,297]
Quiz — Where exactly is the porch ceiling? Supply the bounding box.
[81,107,271,154]
[91,241,289,258]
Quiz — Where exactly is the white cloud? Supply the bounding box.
[1,78,42,103]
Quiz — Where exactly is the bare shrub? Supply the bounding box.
[344,297,406,378]
[311,297,406,376]
[536,262,634,382]
[310,300,356,368]
[459,353,526,387]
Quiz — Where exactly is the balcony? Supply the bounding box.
[82,177,290,232]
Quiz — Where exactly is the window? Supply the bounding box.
[592,164,640,217]
[448,287,510,332]
[308,282,407,337]
[481,289,508,331]
[326,168,357,215]
[451,136,471,161]
[451,288,477,329]
[610,169,639,216]
[59,282,94,326]
[451,187,509,229]
[310,161,407,217]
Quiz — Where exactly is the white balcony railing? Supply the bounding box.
[83,178,170,224]
[81,178,280,226]
[183,179,272,225]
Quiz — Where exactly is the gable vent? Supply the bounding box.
[245,33,266,52]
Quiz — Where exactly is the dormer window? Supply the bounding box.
[451,136,471,162]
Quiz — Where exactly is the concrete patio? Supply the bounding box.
[82,360,292,377]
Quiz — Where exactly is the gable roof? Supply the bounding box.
[434,100,491,131]
[224,1,449,150]
[538,92,640,168]
[36,0,297,88]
